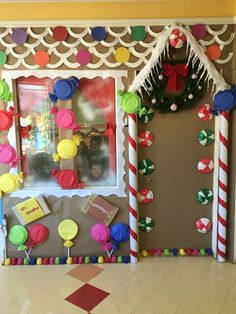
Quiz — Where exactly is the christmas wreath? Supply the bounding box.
[145,59,205,113]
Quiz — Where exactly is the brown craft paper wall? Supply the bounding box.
[0,24,235,260]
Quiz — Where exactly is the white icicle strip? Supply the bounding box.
[128,25,177,92]
[129,24,230,95]
[180,26,230,94]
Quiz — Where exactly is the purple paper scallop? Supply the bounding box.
[191,24,206,40]
[76,49,91,65]
[12,28,27,45]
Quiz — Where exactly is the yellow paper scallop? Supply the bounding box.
[115,47,130,63]
[0,173,19,193]
[57,139,77,159]
[58,219,79,241]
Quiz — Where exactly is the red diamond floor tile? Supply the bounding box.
[65,283,110,312]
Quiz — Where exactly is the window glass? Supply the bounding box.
[75,77,116,187]
[16,76,117,189]
[16,77,58,188]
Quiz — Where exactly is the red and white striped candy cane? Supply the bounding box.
[217,111,229,262]
[128,113,138,263]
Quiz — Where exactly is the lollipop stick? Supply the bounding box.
[27,247,32,259]
[24,250,31,261]
[67,246,70,258]
[106,250,111,258]
[109,249,113,257]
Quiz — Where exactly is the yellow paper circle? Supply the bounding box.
[58,219,79,241]
[0,173,19,193]
[57,139,78,159]
[115,47,130,63]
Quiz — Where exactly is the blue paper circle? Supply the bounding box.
[213,87,236,112]
[91,27,107,41]
[110,223,130,244]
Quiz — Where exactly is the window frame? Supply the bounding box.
[3,70,127,197]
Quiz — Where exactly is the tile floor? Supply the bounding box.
[0,257,236,313]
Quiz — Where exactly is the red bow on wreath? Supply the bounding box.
[163,63,189,92]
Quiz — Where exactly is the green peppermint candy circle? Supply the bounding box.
[139,216,154,232]
[197,129,214,146]
[197,188,213,205]
[138,106,154,123]
[138,159,155,175]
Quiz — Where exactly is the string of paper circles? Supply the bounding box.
[145,59,205,113]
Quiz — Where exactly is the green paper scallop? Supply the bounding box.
[0,51,7,66]
[8,225,28,247]
[131,26,146,41]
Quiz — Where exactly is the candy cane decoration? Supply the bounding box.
[128,113,138,263]
[217,111,229,263]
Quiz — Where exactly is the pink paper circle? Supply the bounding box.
[76,49,91,65]
[191,24,206,40]
[12,28,27,45]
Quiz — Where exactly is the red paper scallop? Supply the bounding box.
[52,26,68,42]
[206,45,222,61]
[34,51,49,67]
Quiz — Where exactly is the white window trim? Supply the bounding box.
[2,70,127,197]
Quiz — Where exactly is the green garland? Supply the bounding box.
[146,59,205,113]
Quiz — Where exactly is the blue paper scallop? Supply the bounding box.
[91,27,107,41]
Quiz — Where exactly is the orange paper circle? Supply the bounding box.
[115,47,130,63]
[34,50,50,67]
[206,45,221,61]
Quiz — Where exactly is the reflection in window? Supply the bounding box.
[16,77,58,188]
[75,77,117,187]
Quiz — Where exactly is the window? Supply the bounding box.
[4,70,127,197]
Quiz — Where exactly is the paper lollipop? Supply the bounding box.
[118,90,146,117]
[90,223,112,257]
[53,135,81,161]
[110,223,130,251]
[0,144,20,168]
[51,168,84,189]
[26,224,49,257]
[50,106,80,131]
[8,225,29,259]
[49,77,79,102]
[58,219,78,257]
[0,172,23,193]
[0,80,12,101]
[0,106,19,131]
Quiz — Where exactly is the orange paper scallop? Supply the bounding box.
[206,44,221,61]
[34,50,50,67]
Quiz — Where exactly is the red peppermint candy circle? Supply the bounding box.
[197,158,214,174]
[198,104,213,121]
[138,188,154,204]
[169,29,186,49]
[138,131,154,147]
[196,218,212,233]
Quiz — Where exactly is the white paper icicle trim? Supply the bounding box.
[128,24,230,95]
